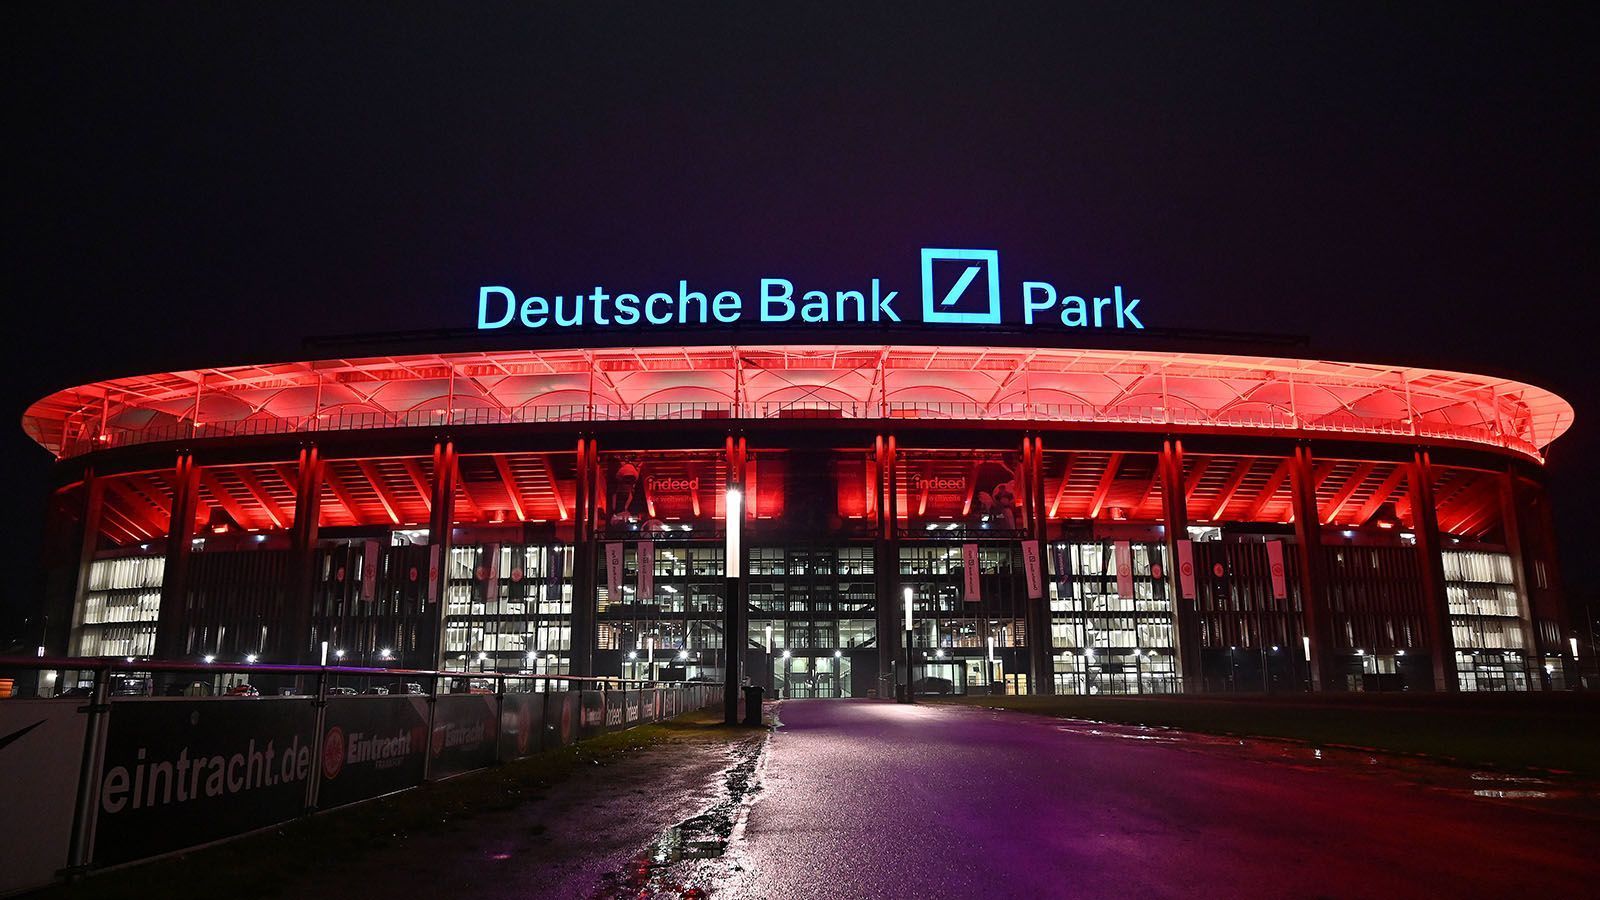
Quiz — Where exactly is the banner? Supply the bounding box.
[430,694,498,780]
[605,542,624,602]
[579,691,607,739]
[93,698,318,865]
[552,691,581,746]
[1021,540,1043,599]
[483,543,501,603]
[1267,540,1288,600]
[499,692,546,759]
[1177,539,1197,599]
[427,543,441,603]
[0,700,88,894]
[962,543,981,602]
[1113,541,1135,599]
[547,545,565,591]
[1050,543,1073,602]
[637,541,655,601]
[318,695,428,809]
[361,540,380,602]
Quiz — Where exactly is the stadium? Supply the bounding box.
[21,311,1578,698]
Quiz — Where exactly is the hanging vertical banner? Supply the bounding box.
[1176,539,1197,599]
[636,541,655,601]
[546,545,565,589]
[1267,539,1288,600]
[483,542,501,603]
[962,543,982,602]
[1021,540,1043,599]
[360,540,380,602]
[605,542,624,602]
[1114,540,1135,599]
[545,545,565,610]
[1051,542,1073,600]
[427,544,441,603]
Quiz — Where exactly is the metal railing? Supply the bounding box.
[56,399,1542,459]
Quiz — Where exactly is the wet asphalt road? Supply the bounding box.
[718,699,1599,899]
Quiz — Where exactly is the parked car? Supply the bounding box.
[363,685,390,695]
[385,682,425,695]
[224,683,260,697]
[913,676,955,695]
[327,686,358,695]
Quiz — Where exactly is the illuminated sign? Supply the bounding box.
[477,248,1145,332]
[907,473,966,493]
[645,476,699,493]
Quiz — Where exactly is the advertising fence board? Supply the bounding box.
[429,694,499,780]
[498,691,546,760]
[549,691,581,749]
[317,696,429,809]
[93,698,318,865]
[0,700,88,895]
[579,690,606,738]
[0,667,718,894]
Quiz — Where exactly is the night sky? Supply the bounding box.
[4,3,1596,647]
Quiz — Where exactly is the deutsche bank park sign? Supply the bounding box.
[477,248,1146,333]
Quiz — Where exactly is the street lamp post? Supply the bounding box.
[902,586,914,704]
[723,487,743,724]
[765,623,775,693]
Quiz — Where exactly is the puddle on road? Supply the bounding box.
[1047,718,1598,810]
[590,735,767,900]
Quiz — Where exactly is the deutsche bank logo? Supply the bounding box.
[920,248,1001,324]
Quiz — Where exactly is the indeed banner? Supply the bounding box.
[477,248,1146,333]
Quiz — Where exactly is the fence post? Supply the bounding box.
[493,673,507,765]
[305,668,328,812]
[538,676,552,752]
[422,672,440,782]
[65,664,113,871]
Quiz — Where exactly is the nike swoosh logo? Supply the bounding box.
[0,719,45,752]
[940,265,982,306]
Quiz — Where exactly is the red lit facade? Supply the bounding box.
[28,343,1577,695]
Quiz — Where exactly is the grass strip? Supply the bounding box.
[928,693,1600,776]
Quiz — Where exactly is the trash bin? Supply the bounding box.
[742,684,765,726]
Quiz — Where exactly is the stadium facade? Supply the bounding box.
[21,256,1579,697]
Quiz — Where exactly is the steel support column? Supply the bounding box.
[154,452,200,660]
[871,436,892,692]
[286,445,326,664]
[1407,450,1458,691]
[1158,439,1203,692]
[723,434,747,725]
[881,435,901,697]
[425,440,457,670]
[1024,436,1053,695]
[569,437,596,677]
[1288,445,1339,691]
[1496,471,1546,688]
[61,471,105,658]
